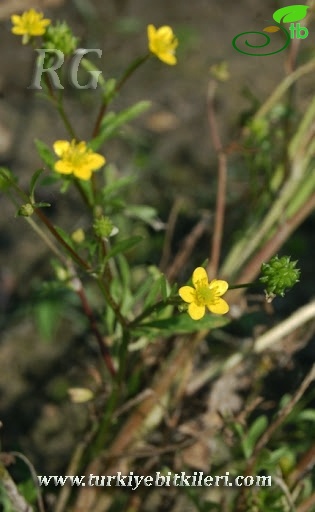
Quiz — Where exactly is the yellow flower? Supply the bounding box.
[11,9,51,44]
[179,267,229,320]
[53,140,105,181]
[147,24,178,65]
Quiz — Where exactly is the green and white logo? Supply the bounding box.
[233,4,309,56]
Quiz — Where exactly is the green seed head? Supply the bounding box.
[259,255,300,297]
[93,216,117,239]
[43,21,79,56]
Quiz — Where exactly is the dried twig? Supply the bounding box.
[159,198,183,272]
[297,492,315,512]
[206,80,228,279]
[288,443,315,489]
[254,299,315,353]
[231,192,315,294]
[165,213,210,282]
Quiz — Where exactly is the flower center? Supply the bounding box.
[24,12,38,30]
[195,280,218,306]
[66,142,87,166]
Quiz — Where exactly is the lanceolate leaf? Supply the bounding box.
[104,236,142,263]
[34,139,55,169]
[30,168,45,202]
[136,313,229,334]
[90,101,151,151]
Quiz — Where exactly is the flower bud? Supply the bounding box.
[71,228,85,243]
[43,21,79,56]
[18,203,34,217]
[93,216,118,239]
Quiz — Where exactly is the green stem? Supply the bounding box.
[0,170,91,270]
[92,54,150,137]
[89,384,120,457]
[130,297,180,328]
[34,207,92,271]
[43,74,77,139]
[73,180,94,209]
[56,93,77,140]
[253,58,315,121]
[96,279,129,329]
[25,215,68,265]
[76,283,116,377]
[117,329,131,385]
[228,281,259,290]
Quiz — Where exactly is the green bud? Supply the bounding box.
[18,203,34,217]
[93,216,118,239]
[247,118,269,141]
[279,452,296,476]
[210,61,230,82]
[259,255,300,298]
[43,21,79,56]
[0,167,15,191]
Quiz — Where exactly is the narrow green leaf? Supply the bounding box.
[33,202,51,208]
[102,174,136,200]
[125,204,164,230]
[137,312,229,334]
[117,253,131,291]
[34,139,55,169]
[35,300,60,341]
[54,226,75,250]
[133,276,154,305]
[80,58,106,87]
[298,409,315,422]
[143,276,163,310]
[30,168,45,201]
[161,275,169,302]
[104,236,142,263]
[90,100,151,150]
[243,415,268,459]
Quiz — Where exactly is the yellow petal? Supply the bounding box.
[73,167,93,180]
[147,24,156,40]
[209,279,229,296]
[179,286,195,303]
[158,52,177,65]
[54,160,73,175]
[86,153,105,170]
[188,302,205,320]
[53,140,70,156]
[192,267,208,287]
[11,15,22,25]
[207,298,229,315]
[11,27,26,35]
